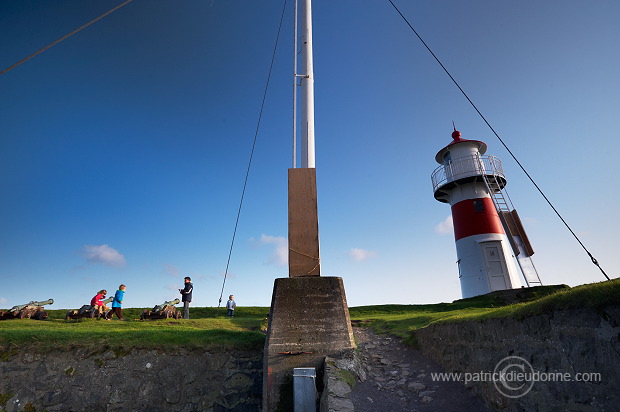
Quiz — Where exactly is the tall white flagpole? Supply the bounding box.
[292,0,298,168]
[300,0,315,168]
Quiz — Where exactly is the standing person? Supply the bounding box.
[179,276,193,319]
[108,284,126,320]
[90,290,109,319]
[226,295,236,317]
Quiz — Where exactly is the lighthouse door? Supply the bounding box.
[480,241,511,291]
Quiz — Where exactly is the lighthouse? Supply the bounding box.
[431,129,540,298]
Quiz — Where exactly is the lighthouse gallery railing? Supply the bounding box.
[431,154,505,192]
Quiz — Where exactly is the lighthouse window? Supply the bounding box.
[473,199,486,212]
[443,151,451,164]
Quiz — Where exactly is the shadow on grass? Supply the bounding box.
[0,325,265,351]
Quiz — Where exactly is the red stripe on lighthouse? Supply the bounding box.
[451,197,504,241]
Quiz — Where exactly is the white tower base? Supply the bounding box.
[457,233,524,298]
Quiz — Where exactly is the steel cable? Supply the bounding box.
[217,0,289,312]
[1,0,135,76]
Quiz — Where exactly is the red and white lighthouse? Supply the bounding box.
[431,129,539,298]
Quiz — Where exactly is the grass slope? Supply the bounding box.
[1,280,617,352]
[0,307,269,351]
[349,280,619,345]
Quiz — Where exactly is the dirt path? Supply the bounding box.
[350,327,492,412]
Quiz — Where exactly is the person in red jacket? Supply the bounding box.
[90,289,109,319]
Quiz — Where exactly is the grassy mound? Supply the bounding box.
[1,280,617,351]
[0,307,269,351]
[349,279,619,345]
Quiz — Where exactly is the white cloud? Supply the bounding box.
[348,248,377,262]
[218,271,236,279]
[0,297,8,305]
[435,215,454,235]
[163,263,180,278]
[80,244,126,267]
[255,234,288,267]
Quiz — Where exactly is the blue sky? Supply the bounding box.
[1,0,618,310]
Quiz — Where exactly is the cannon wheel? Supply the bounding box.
[90,309,98,319]
[33,310,48,320]
[174,311,181,320]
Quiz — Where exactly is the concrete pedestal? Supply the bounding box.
[262,277,355,411]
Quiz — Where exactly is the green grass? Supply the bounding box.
[0,307,269,352]
[349,280,619,344]
[40,305,271,321]
[1,280,617,353]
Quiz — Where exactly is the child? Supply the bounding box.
[108,284,126,320]
[90,290,108,319]
[226,295,236,317]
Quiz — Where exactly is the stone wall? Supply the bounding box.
[3,304,618,411]
[319,351,364,412]
[415,305,620,411]
[0,347,262,412]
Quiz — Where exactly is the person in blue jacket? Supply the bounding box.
[107,284,126,320]
[226,295,236,317]
[179,277,193,319]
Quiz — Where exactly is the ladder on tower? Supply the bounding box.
[481,173,543,287]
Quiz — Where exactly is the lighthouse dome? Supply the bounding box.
[431,129,506,203]
[435,130,487,164]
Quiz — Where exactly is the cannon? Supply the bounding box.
[140,298,181,320]
[0,299,54,320]
[65,297,113,320]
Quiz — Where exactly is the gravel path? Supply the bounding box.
[350,327,492,412]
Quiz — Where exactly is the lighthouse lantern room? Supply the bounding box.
[431,129,541,298]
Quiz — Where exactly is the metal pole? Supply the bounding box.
[292,0,298,168]
[300,0,315,168]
